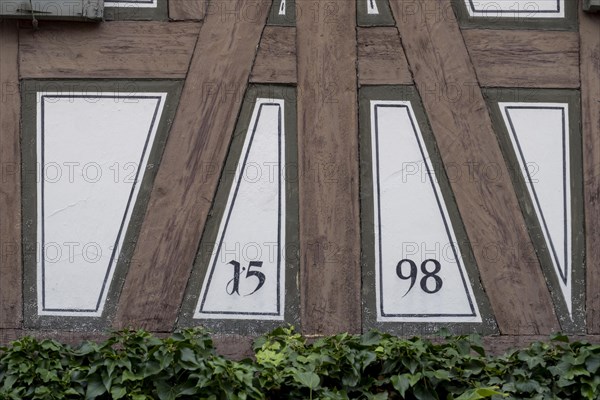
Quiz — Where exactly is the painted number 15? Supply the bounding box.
[396,259,443,297]
[226,260,266,296]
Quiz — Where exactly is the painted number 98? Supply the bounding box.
[396,259,443,297]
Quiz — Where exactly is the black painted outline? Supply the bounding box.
[504,105,569,285]
[39,94,163,313]
[468,0,561,14]
[198,102,284,317]
[373,103,477,318]
[105,0,155,5]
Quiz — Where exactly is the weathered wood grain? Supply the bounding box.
[19,21,200,79]
[296,0,361,335]
[169,0,205,20]
[463,29,580,88]
[0,21,22,329]
[357,27,412,85]
[250,26,297,83]
[390,0,559,334]
[114,0,270,331]
[580,8,600,333]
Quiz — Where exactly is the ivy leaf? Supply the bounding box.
[104,359,116,378]
[101,370,112,392]
[437,328,451,339]
[402,358,420,374]
[34,386,51,396]
[175,380,198,396]
[515,380,542,393]
[391,374,413,397]
[75,342,98,355]
[85,375,107,400]
[585,355,600,373]
[367,393,388,400]
[550,333,570,343]
[455,387,506,400]
[131,395,152,400]
[361,331,383,346]
[581,384,596,400]
[180,347,198,365]
[155,379,176,400]
[294,372,320,389]
[35,368,52,382]
[110,386,127,400]
[2,375,17,390]
[413,382,438,400]
[432,370,450,381]
[564,366,591,380]
[122,370,138,382]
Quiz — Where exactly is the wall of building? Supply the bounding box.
[0,0,599,356]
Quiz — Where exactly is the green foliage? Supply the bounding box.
[0,327,598,399]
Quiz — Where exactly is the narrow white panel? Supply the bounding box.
[37,92,167,316]
[278,0,286,15]
[104,0,157,8]
[465,0,565,18]
[371,101,481,323]
[499,103,571,314]
[195,99,285,320]
[368,0,379,14]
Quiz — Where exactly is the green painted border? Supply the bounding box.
[177,84,300,336]
[0,0,104,21]
[584,0,600,12]
[267,0,295,26]
[103,0,167,21]
[451,0,578,30]
[357,0,395,26]
[359,85,498,336]
[483,88,585,334]
[21,79,183,331]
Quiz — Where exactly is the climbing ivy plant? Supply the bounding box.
[0,327,599,399]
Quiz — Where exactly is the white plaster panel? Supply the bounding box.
[499,102,572,314]
[195,99,285,320]
[464,0,565,18]
[279,0,286,15]
[371,101,481,323]
[37,92,167,316]
[368,0,379,14]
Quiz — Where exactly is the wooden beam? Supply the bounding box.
[250,26,415,86]
[19,21,200,79]
[390,0,559,334]
[463,29,580,88]
[250,26,297,84]
[581,7,600,333]
[296,0,361,335]
[114,0,271,331]
[357,27,412,85]
[0,20,22,329]
[169,0,206,20]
